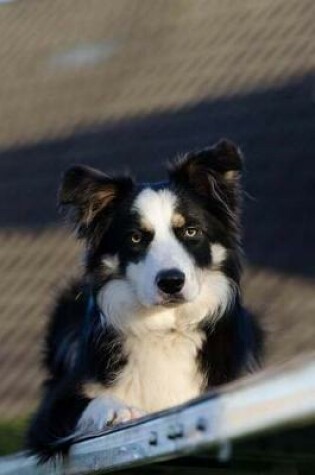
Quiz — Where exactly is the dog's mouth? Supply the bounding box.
[156,293,186,307]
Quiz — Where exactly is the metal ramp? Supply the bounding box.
[0,356,314,474]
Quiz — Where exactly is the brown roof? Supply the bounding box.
[0,0,314,419]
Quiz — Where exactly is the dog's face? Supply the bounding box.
[124,187,207,307]
[60,139,243,332]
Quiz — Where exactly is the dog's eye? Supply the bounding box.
[183,227,200,239]
[130,231,143,244]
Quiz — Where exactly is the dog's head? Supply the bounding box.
[59,139,243,332]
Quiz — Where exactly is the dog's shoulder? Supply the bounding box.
[44,280,89,379]
[198,299,264,388]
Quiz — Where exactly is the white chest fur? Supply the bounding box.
[117,330,204,412]
[85,328,205,413]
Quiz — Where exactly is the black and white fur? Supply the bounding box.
[26,139,263,461]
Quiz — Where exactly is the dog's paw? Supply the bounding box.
[111,406,146,425]
[76,396,145,433]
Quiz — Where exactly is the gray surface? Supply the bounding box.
[0,0,314,419]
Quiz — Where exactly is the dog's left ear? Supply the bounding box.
[169,139,243,210]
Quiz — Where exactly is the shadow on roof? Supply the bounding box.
[0,73,314,278]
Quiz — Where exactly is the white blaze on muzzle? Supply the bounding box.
[126,188,200,306]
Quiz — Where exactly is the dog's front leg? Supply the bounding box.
[76,395,146,433]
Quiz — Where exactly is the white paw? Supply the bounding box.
[76,396,146,434]
[112,406,146,425]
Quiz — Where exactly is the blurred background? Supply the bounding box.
[0,0,314,455]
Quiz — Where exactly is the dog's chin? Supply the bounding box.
[162,295,186,306]
[138,287,201,309]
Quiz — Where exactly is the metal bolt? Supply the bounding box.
[148,431,158,446]
[196,417,207,432]
[167,423,184,440]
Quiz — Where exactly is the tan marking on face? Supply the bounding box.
[102,255,119,276]
[139,216,154,232]
[172,213,186,228]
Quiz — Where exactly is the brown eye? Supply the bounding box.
[130,231,143,244]
[183,227,200,238]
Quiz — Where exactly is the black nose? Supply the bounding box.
[156,269,185,295]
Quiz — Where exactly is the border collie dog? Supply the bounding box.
[27,139,262,460]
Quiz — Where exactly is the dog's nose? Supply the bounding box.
[156,269,185,295]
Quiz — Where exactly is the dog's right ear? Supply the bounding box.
[59,165,134,238]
